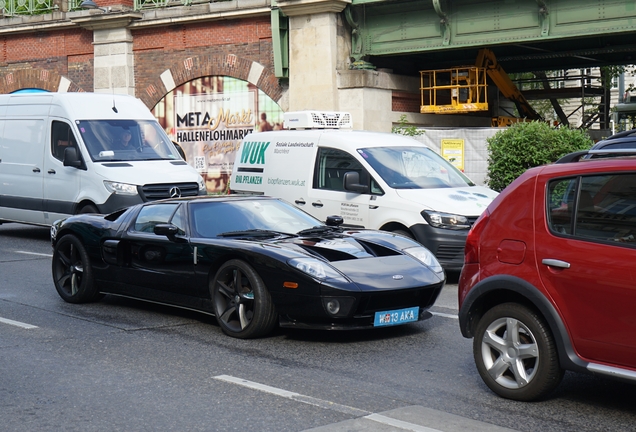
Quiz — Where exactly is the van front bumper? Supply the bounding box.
[410,223,468,271]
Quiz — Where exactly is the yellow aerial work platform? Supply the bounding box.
[420,67,488,114]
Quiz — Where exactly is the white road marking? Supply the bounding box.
[0,317,38,329]
[431,311,458,319]
[214,375,443,431]
[365,413,442,432]
[15,251,53,258]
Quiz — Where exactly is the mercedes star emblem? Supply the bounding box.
[169,186,181,198]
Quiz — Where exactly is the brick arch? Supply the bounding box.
[139,54,284,109]
[0,69,84,94]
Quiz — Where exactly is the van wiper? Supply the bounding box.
[217,229,297,238]
[296,225,342,236]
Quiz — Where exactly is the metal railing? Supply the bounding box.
[0,0,224,15]
[1,0,60,16]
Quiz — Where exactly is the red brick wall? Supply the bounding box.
[133,17,280,108]
[392,91,421,113]
[0,29,93,93]
[0,15,282,104]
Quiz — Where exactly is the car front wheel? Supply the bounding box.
[52,234,103,303]
[211,259,278,339]
[473,303,564,401]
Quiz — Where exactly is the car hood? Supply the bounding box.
[275,233,445,289]
[395,186,497,215]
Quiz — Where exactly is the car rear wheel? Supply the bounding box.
[52,235,103,303]
[473,303,564,401]
[211,259,278,339]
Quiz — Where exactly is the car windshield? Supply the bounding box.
[77,119,182,162]
[190,199,321,238]
[358,146,475,189]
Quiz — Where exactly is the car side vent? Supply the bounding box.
[140,182,199,201]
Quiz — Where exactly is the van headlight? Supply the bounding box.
[104,181,138,196]
[198,176,206,192]
[404,246,444,274]
[288,258,348,281]
[421,210,471,230]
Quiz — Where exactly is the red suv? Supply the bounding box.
[458,152,636,401]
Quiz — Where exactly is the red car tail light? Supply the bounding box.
[464,210,490,264]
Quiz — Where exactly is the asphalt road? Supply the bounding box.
[1,223,636,432]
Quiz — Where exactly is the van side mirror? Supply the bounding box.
[343,171,368,193]
[63,147,84,169]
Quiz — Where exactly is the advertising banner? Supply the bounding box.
[174,92,255,193]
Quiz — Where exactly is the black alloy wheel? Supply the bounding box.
[52,234,103,303]
[211,259,277,339]
[473,303,564,401]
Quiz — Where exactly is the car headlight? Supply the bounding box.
[288,258,348,281]
[103,180,138,196]
[422,210,471,230]
[198,176,206,192]
[404,246,444,274]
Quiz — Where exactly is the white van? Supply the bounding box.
[230,111,497,270]
[0,92,205,226]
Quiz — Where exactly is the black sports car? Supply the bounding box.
[51,196,445,338]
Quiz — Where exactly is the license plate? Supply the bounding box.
[373,306,419,327]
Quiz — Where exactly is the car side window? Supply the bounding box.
[548,174,636,245]
[51,121,78,162]
[133,204,181,234]
[314,148,371,192]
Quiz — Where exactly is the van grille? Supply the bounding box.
[140,183,199,201]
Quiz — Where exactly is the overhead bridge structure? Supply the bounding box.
[276,0,636,131]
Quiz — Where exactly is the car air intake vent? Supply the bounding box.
[140,182,199,201]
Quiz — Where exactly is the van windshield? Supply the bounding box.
[358,146,475,189]
[77,120,181,162]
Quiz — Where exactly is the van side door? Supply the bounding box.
[307,147,372,227]
[0,117,47,225]
[42,120,84,224]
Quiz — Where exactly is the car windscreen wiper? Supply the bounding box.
[217,229,297,238]
[296,225,342,236]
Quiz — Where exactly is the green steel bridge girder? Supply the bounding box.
[346,0,636,72]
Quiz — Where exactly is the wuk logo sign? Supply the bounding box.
[240,141,269,165]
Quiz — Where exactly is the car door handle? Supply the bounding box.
[542,258,570,269]
[33,167,41,173]
[295,199,306,205]
[312,201,323,208]
[48,169,56,174]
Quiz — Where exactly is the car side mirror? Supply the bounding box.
[343,171,368,193]
[63,147,84,169]
[326,215,344,226]
[154,223,178,237]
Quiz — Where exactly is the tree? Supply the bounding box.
[486,122,593,192]
[392,115,425,137]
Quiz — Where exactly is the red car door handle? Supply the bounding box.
[542,258,570,269]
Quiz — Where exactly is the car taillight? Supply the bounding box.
[464,210,490,264]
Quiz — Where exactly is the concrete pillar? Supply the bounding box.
[93,27,135,95]
[70,10,142,95]
[278,0,351,112]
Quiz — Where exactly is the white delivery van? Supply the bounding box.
[0,92,205,226]
[230,111,498,270]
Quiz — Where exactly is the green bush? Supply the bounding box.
[486,121,592,192]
